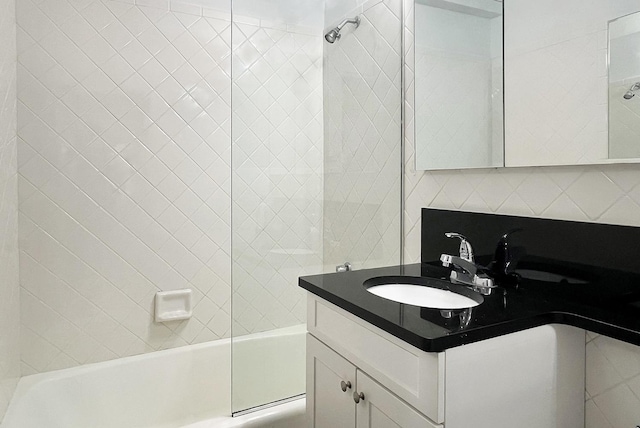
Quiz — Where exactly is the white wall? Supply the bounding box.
[231,0,323,32]
[325,0,371,28]
[323,0,402,271]
[404,0,640,425]
[0,0,20,418]
[585,332,640,427]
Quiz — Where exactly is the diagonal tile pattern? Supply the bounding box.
[17,0,235,373]
[323,0,402,272]
[403,1,640,425]
[231,19,323,335]
[0,0,20,418]
[17,0,327,374]
[585,334,640,428]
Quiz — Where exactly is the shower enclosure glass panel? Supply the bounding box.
[322,0,403,272]
[230,0,325,413]
[231,0,402,414]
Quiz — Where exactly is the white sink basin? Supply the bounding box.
[364,276,483,309]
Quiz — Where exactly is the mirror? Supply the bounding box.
[504,0,640,167]
[414,0,503,170]
[414,0,640,170]
[609,11,640,159]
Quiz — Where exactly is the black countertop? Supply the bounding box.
[299,262,640,352]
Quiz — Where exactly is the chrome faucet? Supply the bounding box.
[440,232,495,295]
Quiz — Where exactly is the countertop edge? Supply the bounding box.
[300,276,640,353]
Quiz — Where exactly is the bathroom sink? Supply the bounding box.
[363,276,483,309]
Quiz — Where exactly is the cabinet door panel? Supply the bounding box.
[355,371,441,428]
[307,334,356,428]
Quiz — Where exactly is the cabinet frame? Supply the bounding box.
[307,294,586,428]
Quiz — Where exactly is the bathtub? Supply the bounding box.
[1,325,306,428]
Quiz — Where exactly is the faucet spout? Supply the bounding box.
[440,254,477,277]
[441,232,495,295]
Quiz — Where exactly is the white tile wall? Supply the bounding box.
[404,1,640,425]
[0,0,20,418]
[325,0,372,29]
[231,19,323,335]
[16,0,325,373]
[17,0,233,373]
[323,0,402,271]
[586,334,640,428]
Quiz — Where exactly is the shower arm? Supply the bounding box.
[336,16,360,31]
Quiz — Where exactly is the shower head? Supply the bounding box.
[324,16,361,44]
[623,82,640,100]
[324,28,341,43]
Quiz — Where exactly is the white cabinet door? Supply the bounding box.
[355,371,442,428]
[307,334,357,428]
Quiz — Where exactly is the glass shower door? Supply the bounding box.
[230,0,324,414]
[230,0,403,414]
[322,0,403,272]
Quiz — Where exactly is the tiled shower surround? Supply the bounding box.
[16,0,325,373]
[231,19,323,335]
[403,1,640,425]
[323,0,402,271]
[0,0,20,417]
[17,0,234,373]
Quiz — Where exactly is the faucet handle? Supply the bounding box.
[444,232,474,262]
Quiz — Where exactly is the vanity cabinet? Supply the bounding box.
[308,334,439,428]
[307,335,355,428]
[306,295,586,428]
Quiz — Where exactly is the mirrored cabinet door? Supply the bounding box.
[413,0,504,171]
[413,0,640,170]
[504,0,640,167]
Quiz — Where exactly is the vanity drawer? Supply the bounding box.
[307,296,445,424]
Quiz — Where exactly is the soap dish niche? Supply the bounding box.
[155,289,193,322]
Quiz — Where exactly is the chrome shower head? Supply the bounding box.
[325,28,340,43]
[324,16,361,44]
[624,91,635,100]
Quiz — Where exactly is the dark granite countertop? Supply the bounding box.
[299,263,640,352]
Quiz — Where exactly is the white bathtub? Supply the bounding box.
[1,325,306,428]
